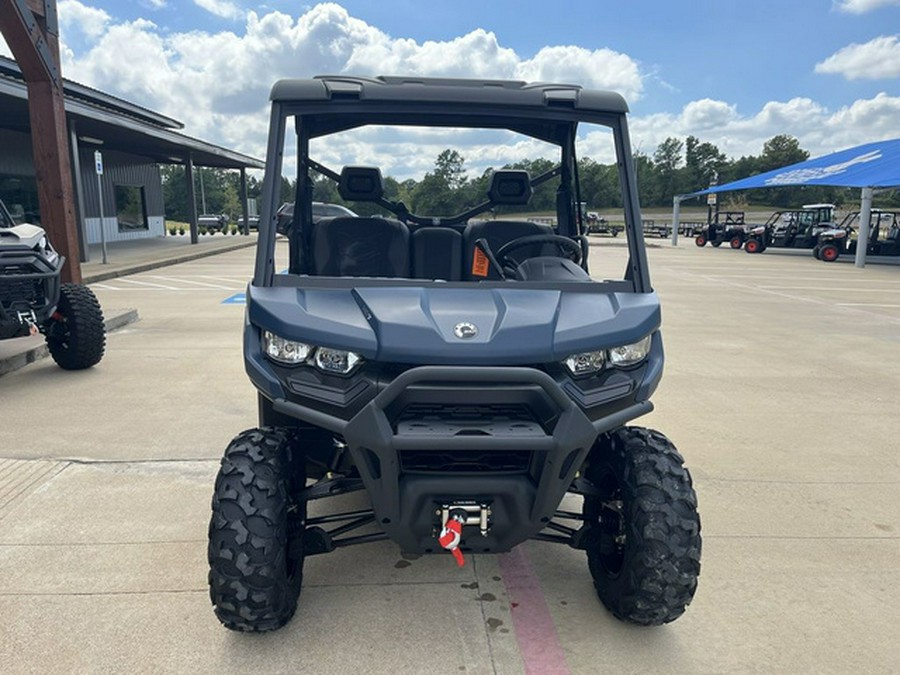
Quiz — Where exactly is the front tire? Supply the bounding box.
[582,427,701,626]
[730,236,743,249]
[45,283,105,370]
[694,235,707,247]
[820,243,840,262]
[745,238,762,254]
[208,427,307,632]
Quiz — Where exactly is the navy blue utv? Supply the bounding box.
[208,76,701,632]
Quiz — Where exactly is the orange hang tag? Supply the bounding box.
[471,248,490,277]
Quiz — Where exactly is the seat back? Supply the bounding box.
[462,220,555,279]
[411,227,463,281]
[311,217,410,277]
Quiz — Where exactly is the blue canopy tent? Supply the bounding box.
[671,138,900,267]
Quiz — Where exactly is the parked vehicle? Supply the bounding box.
[198,213,228,231]
[207,76,701,634]
[275,201,359,235]
[694,211,748,248]
[814,209,900,262]
[584,212,623,237]
[743,203,836,254]
[0,198,105,369]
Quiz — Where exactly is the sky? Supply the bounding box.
[2,0,900,176]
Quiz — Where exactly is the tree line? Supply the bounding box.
[161,134,899,222]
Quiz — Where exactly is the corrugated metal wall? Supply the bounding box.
[0,129,35,176]
[0,128,166,243]
[78,148,166,242]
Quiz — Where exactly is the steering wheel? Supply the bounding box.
[495,234,583,270]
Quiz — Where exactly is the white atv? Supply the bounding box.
[0,199,105,370]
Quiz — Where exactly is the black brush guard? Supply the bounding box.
[0,248,63,338]
[279,366,650,553]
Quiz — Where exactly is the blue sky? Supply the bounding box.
[3,0,899,171]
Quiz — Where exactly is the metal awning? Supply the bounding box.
[0,56,262,169]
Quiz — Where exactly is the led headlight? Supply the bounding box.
[262,330,311,365]
[609,335,652,367]
[563,350,606,376]
[314,347,363,375]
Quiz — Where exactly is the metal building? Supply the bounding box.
[0,55,263,259]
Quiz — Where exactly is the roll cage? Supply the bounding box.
[252,76,650,292]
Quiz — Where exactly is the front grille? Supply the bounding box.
[397,402,536,424]
[0,278,43,308]
[399,449,532,474]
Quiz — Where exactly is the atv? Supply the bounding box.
[694,211,748,249]
[207,76,701,633]
[0,198,105,370]
[814,209,900,262]
[743,203,835,254]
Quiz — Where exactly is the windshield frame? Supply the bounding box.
[253,97,650,293]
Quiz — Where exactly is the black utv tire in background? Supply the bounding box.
[45,283,105,370]
[582,426,701,626]
[208,427,307,632]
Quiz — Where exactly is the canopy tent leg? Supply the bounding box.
[671,195,683,246]
[854,187,873,269]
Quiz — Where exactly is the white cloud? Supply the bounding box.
[629,94,900,162]
[815,35,900,79]
[681,99,738,131]
[53,3,646,169]
[147,0,167,8]
[515,46,643,101]
[193,0,243,20]
[834,0,900,13]
[38,2,900,178]
[58,0,111,40]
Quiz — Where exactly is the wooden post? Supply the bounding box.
[0,0,82,283]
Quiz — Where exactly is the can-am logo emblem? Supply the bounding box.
[454,322,478,339]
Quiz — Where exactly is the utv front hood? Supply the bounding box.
[247,284,660,365]
[0,223,46,250]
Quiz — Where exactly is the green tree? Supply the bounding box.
[685,136,727,192]
[759,134,809,172]
[652,137,684,202]
[410,150,472,216]
[434,149,467,189]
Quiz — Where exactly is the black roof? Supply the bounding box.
[270,76,629,143]
[271,75,629,115]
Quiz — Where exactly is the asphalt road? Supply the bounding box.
[1,239,898,674]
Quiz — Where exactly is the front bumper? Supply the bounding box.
[0,249,63,339]
[272,365,652,552]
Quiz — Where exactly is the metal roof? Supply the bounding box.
[0,56,263,170]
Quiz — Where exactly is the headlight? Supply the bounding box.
[263,330,311,365]
[609,335,652,367]
[314,347,363,375]
[563,350,606,376]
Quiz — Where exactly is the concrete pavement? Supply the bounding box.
[1,239,898,673]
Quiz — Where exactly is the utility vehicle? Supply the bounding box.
[0,198,105,369]
[814,209,900,262]
[694,211,748,249]
[743,203,836,254]
[207,76,701,633]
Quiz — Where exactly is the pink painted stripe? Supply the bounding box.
[498,546,570,675]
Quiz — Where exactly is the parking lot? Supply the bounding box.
[1,240,898,674]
